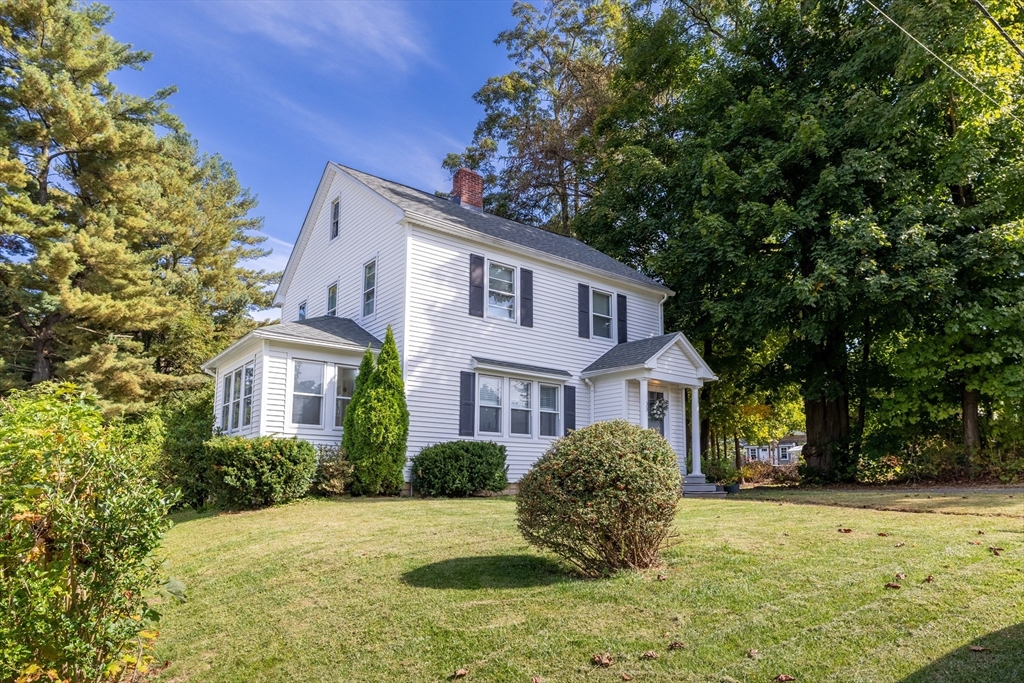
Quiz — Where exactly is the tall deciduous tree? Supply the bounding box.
[0,0,275,412]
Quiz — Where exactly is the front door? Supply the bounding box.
[648,390,666,437]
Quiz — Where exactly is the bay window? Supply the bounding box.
[242,363,254,426]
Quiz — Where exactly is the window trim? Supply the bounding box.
[290,359,325,427]
[592,289,614,340]
[330,198,340,240]
[220,372,231,432]
[241,362,254,427]
[362,258,377,319]
[326,283,338,317]
[485,259,517,323]
[297,301,307,321]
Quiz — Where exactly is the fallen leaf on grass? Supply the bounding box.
[895,542,906,547]
[621,674,633,681]
[657,574,667,581]
[877,532,889,537]
[592,654,613,667]
[895,573,906,580]
[924,575,934,583]
[775,675,796,682]
[969,645,990,652]
[784,532,790,536]
[977,530,985,535]
[990,547,1004,556]
[641,650,659,660]
[453,669,469,678]
[531,677,542,683]
[838,528,852,533]
[885,582,902,590]
[668,641,686,650]
[746,648,760,659]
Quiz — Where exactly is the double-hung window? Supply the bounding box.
[326,284,337,317]
[242,363,254,427]
[297,302,307,321]
[510,380,531,435]
[330,199,340,240]
[540,384,559,437]
[220,373,232,430]
[292,360,324,425]
[363,259,376,317]
[478,375,502,433]
[592,291,613,339]
[335,365,356,428]
[487,262,515,320]
[230,368,242,430]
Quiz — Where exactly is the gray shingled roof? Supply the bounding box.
[582,333,680,374]
[257,316,381,349]
[472,356,572,378]
[338,165,668,291]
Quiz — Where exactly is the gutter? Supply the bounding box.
[583,377,595,426]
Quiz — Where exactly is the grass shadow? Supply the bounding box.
[900,622,1024,683]
[401,554,568,590]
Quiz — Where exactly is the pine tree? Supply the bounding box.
[347,327,409,496]
[0,0,276,412]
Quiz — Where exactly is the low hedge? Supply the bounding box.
[205,436,316,509]
[412,440,509,497]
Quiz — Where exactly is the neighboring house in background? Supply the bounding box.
[202,164,718,494]
[742,432,807,466]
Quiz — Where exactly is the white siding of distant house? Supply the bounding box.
[277,168,407,356]
[403,225,665,481]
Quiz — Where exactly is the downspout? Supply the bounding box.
[658,292,669,334]
[583,377,595,426]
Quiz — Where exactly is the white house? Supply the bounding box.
[202,164,718,495]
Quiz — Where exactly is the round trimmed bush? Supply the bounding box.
[205,436,316,509]
[516,420,681,576]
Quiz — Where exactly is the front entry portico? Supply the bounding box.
[581,332,721,497]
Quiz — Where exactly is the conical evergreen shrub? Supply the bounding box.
[347,326,409,495]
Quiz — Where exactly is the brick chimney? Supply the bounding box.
[452,167,483,212]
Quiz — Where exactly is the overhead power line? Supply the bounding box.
[969,0,1024,62]
[862,0,1024,126]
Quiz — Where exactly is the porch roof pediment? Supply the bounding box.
[581,332,716,382]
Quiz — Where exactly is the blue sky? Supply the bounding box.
[105,0,517,316]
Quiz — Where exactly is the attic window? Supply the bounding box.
[327,284,337,317]
[297,302,307,321]
[362,259,376,317]
[330,199,340,240]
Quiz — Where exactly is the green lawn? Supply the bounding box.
[155,496,1023,683]
[738,487,1024,518]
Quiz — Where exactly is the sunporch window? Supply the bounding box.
[292,360,324,425]
[335,365,356,428]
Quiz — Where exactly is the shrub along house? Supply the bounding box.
[202,164,718,494]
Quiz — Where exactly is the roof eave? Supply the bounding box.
[253,329,379,353]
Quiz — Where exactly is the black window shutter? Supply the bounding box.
[469,254,485,317]
[577,283,590,338]
[459,371,476,436]
[520,268,533,327]
[564,385,576,435]
[617,293,628,344]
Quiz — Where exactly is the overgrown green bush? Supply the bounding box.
[740,460,776,483]
[516,420,681,576]
[345,326,410,496]
[313,445,354,496]
[160,384,215,508]
[205,436,316,509]
[412,441,509,497]
[0,383,174,682]
[703,454,738,485]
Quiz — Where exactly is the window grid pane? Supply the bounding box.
[292,361,324,425]
[331,200,340,239]
[327,285,337,316]
[478,376,502,433]
[363,261,376,317]
[487,263,515,320]
[540,384,559,437]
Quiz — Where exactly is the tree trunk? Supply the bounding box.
[962,385,978,454]
[31,327,54,383]
[700,339,712,457]
[802,328,851,478]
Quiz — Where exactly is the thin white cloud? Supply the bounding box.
[202,0,432,73]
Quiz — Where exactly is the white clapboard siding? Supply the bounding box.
[627,380,641,424]
[656,344,700,384]
[670,384,687,468]
[261,349,289,436]
[592,376,625,422]
[278,169,407,354]
[403,226,664,480]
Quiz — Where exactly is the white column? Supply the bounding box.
[639,378,649,429]
[691,386,702,476]
[679,386,688,474]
